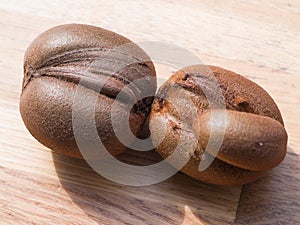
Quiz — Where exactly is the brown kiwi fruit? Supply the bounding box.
[149,65,287,186]
[20,24,156,159]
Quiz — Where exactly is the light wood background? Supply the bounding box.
[0,0,299,224]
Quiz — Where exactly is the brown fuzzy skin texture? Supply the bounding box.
[197,110,287,171]
[20,24,156,158]
[150,65,287,186]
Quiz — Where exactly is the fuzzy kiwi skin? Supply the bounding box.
[196,109,287,172]
[20,24,156,158]
[149,65,287,186]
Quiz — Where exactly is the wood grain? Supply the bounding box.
[0,0,299,224]
[236,150,300,224]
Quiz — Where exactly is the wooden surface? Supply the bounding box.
[0,0,299,224]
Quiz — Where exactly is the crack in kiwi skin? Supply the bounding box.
[152,81,206,161]
[152,98,205,161]
[165,69,283,122]
[172,73,252,113]
[23,47,155,116]
[28,66,137,105]
[34,47,148,69]
[23,47,147,93]
[153,76,212,128]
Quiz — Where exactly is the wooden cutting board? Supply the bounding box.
[0,1,299,224]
